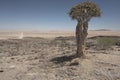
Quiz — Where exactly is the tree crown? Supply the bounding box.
[69,1,101,22]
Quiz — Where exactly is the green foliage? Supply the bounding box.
[69,1,101,21]
[96,37,119,49]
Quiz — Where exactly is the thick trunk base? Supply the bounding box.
[76,45,86,58]
[75,21,88,59]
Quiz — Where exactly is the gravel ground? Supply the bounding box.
[0,36,120,80]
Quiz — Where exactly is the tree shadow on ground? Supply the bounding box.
[50,54,78,65]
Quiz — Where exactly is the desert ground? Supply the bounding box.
[0,30,120,80]
[0,30,120,39]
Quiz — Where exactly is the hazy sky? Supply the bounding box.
[0,0,120,31]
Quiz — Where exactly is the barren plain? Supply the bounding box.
[0,30,120,80]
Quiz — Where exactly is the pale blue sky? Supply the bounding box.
[0,0,120,31]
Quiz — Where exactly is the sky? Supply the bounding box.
[0,0,120,31]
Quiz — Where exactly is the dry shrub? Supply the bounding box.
[96,37,119,49]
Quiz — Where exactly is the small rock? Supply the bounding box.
[0,69,4,72]
[69,62,79,66]
[116,42,120,46]
[9,65,16,69]
[70,59,79,66]
[108,68,114,71]
[34,56,38,59]
[11,57,15,60]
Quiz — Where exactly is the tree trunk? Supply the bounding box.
[82,21,88,57]
[76,21,88,58]
[76,22,85,58]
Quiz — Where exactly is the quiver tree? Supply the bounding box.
[69,1,101,58]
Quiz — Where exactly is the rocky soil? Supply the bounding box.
[0,36,120,80]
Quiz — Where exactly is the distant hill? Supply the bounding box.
[93,29,111,31]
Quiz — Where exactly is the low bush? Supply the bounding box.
[96,37,119,49]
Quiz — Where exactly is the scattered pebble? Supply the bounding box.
[0,69,4,72]
[69,62,79,66]
[9,65,16,69]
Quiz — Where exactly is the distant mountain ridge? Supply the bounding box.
[93,29,111,31]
